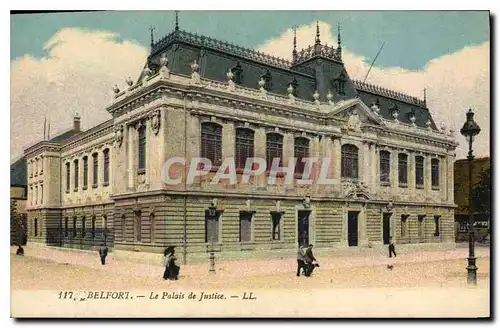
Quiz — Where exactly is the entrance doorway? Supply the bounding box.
[297,210,311,246]
[347,211,359,247]
[383,213,392,245]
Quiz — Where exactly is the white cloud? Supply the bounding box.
[10,28,148,162]
[257,21,490,160]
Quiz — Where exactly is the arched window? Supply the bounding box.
[341,144,358,179]
[294,137,309,176]
[72,217,77,237]
[121,214,126,241]
[73,159,79,190]
[91,215,96,239]
[415,156,424,187]
[431,158,440,188]
[379,150,391,184]
[235,128,254,169]
[64,217,69,237]
[92,153,98,187]
[65,162,70,192]
[398,153,408,185]
[81,216,86,237]
[266,133,283,170]
[201,122,222,166]
[103,149,110,185]
[138,125,146,172]
[83,156,88,189]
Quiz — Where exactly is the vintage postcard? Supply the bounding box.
[10,10,490,318]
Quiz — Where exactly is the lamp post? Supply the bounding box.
[460,108,481,285]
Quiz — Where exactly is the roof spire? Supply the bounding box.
[423,87,427,106]
[336,22,342,60]
[315,21,321,45]
[175,10,179,31]
[292,25,298,63]
[337,22,341,46]
[149,26,155,48]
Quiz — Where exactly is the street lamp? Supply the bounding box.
[460,108,481,285]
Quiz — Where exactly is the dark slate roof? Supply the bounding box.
[144,28,436,130]
[49,129,81,143]
[10,156,27,187]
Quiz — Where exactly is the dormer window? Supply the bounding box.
[290,78,299,97]
[333,72,347,96]
[261,70,272,91]
[231,62,243,85]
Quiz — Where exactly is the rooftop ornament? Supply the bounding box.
[125,76,133,87]
[326,90,334,105]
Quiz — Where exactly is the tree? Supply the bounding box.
[470,166,491,215]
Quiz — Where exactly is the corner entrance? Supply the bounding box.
[347,211,359,247]
[383,213,392,245]
[297,210,311,246]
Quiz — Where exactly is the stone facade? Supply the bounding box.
[24,26,458,263]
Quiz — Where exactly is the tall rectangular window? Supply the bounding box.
[415,156,424,187]
[91,216,96,239]
[431,158,440,188]
[81,217,86,237]
[379,150,391,184]
[103,149,110,185]
[73,217,77,237]
[138,125,146,172]
[341,144,359,179]
[135,211,142,242]
[294,137,310,176]
[235,128,254,169]
[434,216,440,236]
[239,212,253,242]
[266,133,283,170]
[74,160,79,190]
[66,163,70,192]
[92,153,98,187]
[401,215,408,237]
[205,211,220,243]
[271,212,282,241]
[83,156,88,189]
[201,123,222,167]
[64,218,69,237]
[398,154,408,186]
[34,218,38,237]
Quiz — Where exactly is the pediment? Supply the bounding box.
[329,98,384,127]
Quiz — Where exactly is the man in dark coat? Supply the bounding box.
[99,243,108,265]
[15,244,24,256]
[296,244,307,277]
[304,244,319,277]
[388,237,397,258]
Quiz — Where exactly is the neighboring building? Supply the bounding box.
[11,156,27,245]
[454,157,490,241]
[23,21,458,262]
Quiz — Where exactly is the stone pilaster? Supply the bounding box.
[391,150,398,197]
[424,155,431,195]
[409,151,416,198]
[127,124,134,190]
[447,153,455,203]
[440,155,447,202]
[282,132,294,166]
[145,119,151,187]
[254,127,267,187]
[221,122,235,160]
[332,137,341,194]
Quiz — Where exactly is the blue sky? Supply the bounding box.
[11,10,489,70]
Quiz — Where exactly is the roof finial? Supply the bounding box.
[315,21,321,45]
[423,87,427,106]
[149,26,155,47]
[175,10,179,31]
[292,25,298,63]
[337,22,341,46]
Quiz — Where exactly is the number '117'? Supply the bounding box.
[58,291,73,299]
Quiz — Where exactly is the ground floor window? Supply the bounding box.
[434,216,440,236]
[64,218,68,237]
[271,212,282,241]
[34,218,38,237]
[135,211,142,242]
[417,215,426,238]
[205,210,220,243]
[239,211,253,242]
[91,216,96,239]
[72,217,77,237]
[81,217,86,238]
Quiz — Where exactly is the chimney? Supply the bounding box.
[73,112,81,132]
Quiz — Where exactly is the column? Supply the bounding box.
[145,119,151,187]
[391,150,398,196]
[282,132,294,165]
[440,156,447,201]
[409,151,416,198]
[254,127,267,188]
[447,153,454,203]
[371,144,378,191]
[332,137,341,194]
[127,125,134,189]
[424,155,432,195]
[361,142,370,184]
[320,135,333,193]
[221,122,235,160]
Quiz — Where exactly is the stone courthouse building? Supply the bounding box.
[24,20,458,262]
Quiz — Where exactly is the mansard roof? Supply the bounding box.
[49,129,81,143]
[142,26,437,130]
[10,156,27,187]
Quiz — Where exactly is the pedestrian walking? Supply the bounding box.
[388,237,397,258]
[15,244,24,256]
[296,244,307,277]
[163,246,180,280]
[304,244,319,277]
[99,243,108,265]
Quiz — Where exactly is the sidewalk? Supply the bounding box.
[12,244,490,281]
